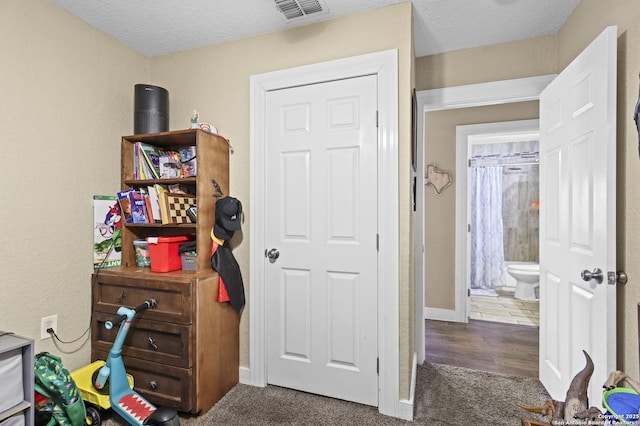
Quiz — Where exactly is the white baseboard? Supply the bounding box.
[239,366,252,385]
[424,306,457,322]
[397,352,417,421]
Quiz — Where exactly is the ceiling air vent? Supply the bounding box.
[275,0,326,20]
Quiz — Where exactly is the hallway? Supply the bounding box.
[425,319,539,378]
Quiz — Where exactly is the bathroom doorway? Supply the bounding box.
[457,119,540,326]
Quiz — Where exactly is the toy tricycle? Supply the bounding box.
[73,299,180,426]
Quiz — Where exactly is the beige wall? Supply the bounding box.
[416,35,558,90]
[0,0,149,369]
[149,2,415,397]
[558,0,640,69]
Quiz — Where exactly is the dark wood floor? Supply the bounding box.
[425,319,539,378]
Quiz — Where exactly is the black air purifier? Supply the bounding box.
[134,84,169,135]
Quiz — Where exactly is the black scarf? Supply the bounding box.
[211,242,245,313]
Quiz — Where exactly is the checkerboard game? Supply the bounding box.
[164,194,196,224]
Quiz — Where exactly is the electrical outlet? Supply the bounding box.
[41,315,57,340]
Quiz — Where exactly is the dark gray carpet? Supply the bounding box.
[105,363,551,426]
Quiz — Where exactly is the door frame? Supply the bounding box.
[457,119,540,322]
[248,49,401,417]
[416,75,555,323]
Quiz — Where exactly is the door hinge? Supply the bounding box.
[468,159,471,167]
[377,357,379,375]
[376,234,379,251]
[376,111,379,128]
[468,224,471,232]
[468,288,470,297]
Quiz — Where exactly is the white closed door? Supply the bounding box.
[265,75,379,406]
[539,26,617,407]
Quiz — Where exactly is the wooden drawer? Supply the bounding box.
[93,273,192,324]
[92,312,191,368]
[93,350,193,413]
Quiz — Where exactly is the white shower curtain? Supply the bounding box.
[470,166,506,289]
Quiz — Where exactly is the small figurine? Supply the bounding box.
[190,110,199,129]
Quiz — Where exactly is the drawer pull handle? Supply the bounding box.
[118,291,125,303]
[148,380,158,390]
[147,336,158,351]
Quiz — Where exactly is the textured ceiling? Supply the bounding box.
[49,0,581,58]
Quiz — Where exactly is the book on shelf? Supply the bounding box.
[144,192,154,222]
[137,142,163,179]
[129,190,148,223]
[134,143,144,179]
[179,146,197,177]
[156,184,171,224]
[133,142,140,180]
[132,142,199,181]
[159,151,182,178]
[119,184,195,225]
[147,185,162,223]
[117,189,134,223]
[139,150,155,180]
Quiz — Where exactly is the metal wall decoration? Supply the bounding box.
[425,164,452,195]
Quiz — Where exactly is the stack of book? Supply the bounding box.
[134,142,197,180]
[117,185,196,225]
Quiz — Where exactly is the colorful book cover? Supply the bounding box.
[159,151,182,178]
[137,143,154,180]
[129,190,148,223]
[139,142,163,179]
[133,143,140,179]
[179,146,197,177]
[93,195,122,269]
[143,192,154,222]
[117,189,134,223]
[147,185,162,223]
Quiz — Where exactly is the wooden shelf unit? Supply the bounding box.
[91,129,238,414]
[119,128,230,273]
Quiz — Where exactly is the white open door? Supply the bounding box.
[539,26,617,406]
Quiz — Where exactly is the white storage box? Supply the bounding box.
[0,349,23,413]
[0,413,25,426]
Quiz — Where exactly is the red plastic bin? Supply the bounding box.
[146,235,195,272]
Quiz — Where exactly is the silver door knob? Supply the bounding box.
[265,248,280,260]
[581,268,603,284]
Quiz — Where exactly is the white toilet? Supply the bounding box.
[506,263,540,301]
